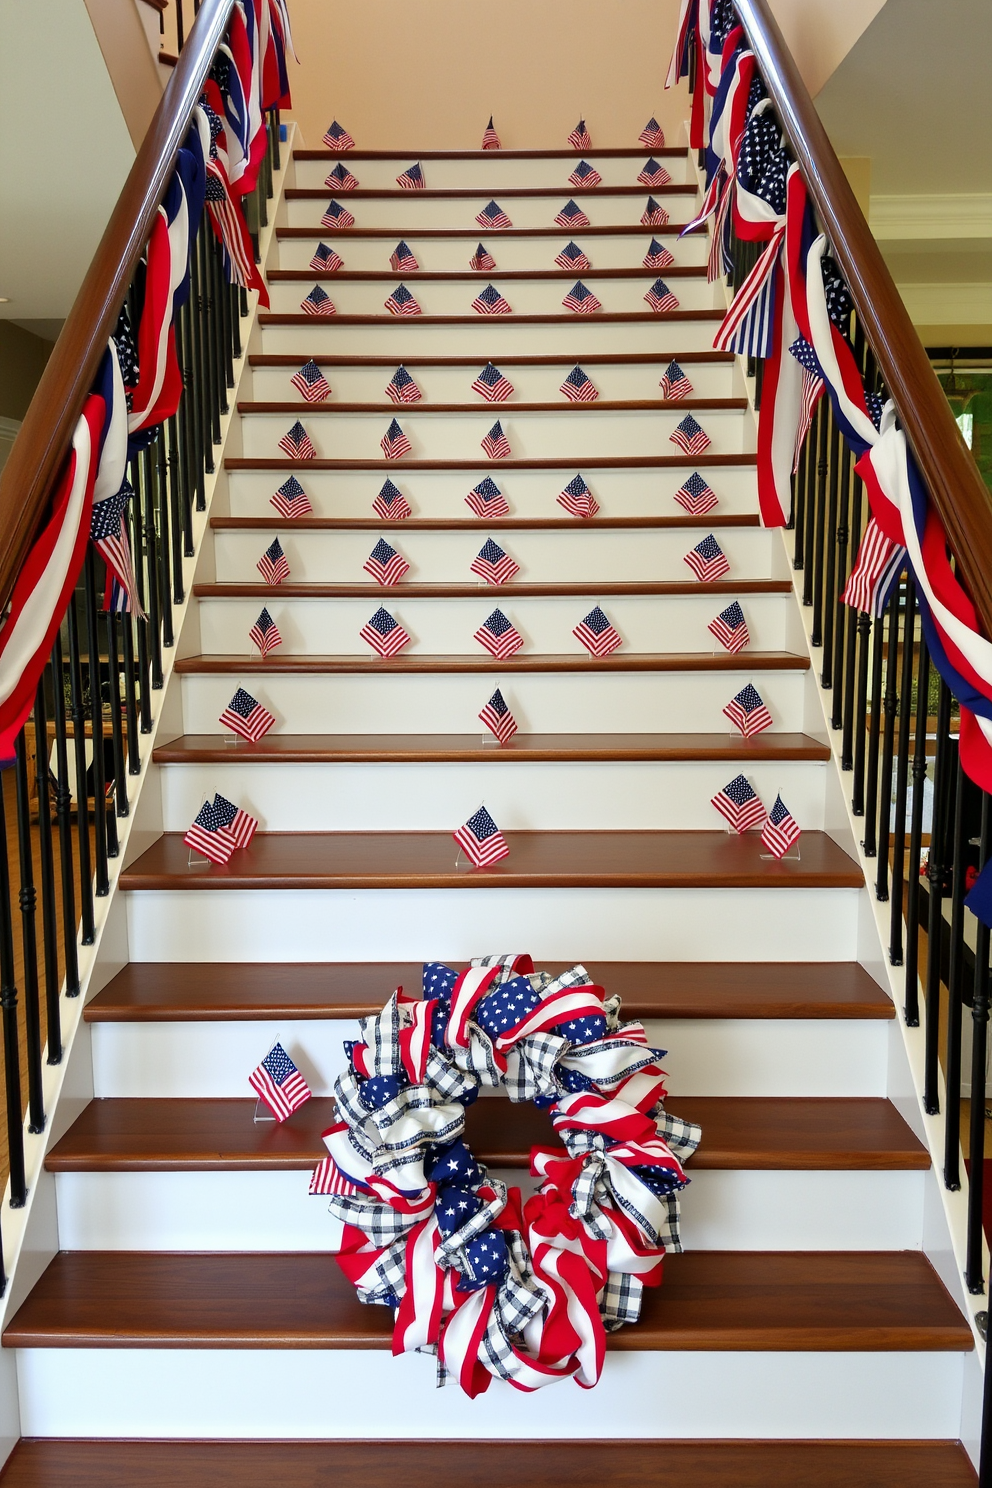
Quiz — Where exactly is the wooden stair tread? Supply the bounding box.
[259,311,725,327]
[285,186,695,200]
[84,961,893,1022]
[295,147,691,160]
[0,1439,977,1488]
[3,1250,970,1351]
[237,398,747,414]
[223,456,755,473]
[250,352,737,367]
[277,225,701,239]
[269,267,708,282]
[119,831,861,891]
[45,1097,929,1173]
[192,580,791,599]
[152,731,831,764]
[174,652,810,676]
[211,511,761,527]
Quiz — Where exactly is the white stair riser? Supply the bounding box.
[259,321,725,355]
[223,465,760,518]
[213,527,780,585]
[292,157,695,191]
[52,1168,923,1252]
[90,1015,885,1099]
[285,194,698,231]
[123,887,862,964]
[239,407,744,460]
[179,671,809,734]
[14,1347,965,1440]
[158,759,828,832]
[276,232,710,272]
[268,277,720,318]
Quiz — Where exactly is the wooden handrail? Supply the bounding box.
[0,0,235,617]
[734,0,992,637]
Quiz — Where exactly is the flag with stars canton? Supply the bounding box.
[310,243,344,272]
[474,608,523,659]
[711,773,767,833]
[397,162,425,190]
[645,278,679,313]
[325,162,358,190]
[278,421,316,459]
[675,471,718,515]
[249,607,282,657]
[482,117,501,149]
[558,473,598,518]
[560,365,598,401]
[643,238,675,269]
[271,475,312,518]
[290,360,330,401]
[471,538,519,585]
[321,200,355,230]
[390,240,419,272]
[301,285,336,316]
[373,478,412,519]
[573,605,622,656]
[360,607,412,657]
[708,601,750,653]
[568,119,592,149]
[479,687,518,744]
[481,421,511,458]
[470,242,497,270]
[183,797,235,864]
[258,538,290,584]
[660,360,692,399]
[385,284,422,316]
[670,413,710,454]
[761,794,801,858]
[562,281,602,313]
[639,117,665,148]
[381,419,412,458]
[454,806,510,866]
[385,366,422,402]
[555,200,591,228]
[220,687,276,742]
[723,683,773,737]
[568,160,602,188]
[364,538,410,586]
[466,476,509,518]
[641,197,669,226]
[684,534,729,580]
[472,363,514,401]
[323,120,355,149]
[555,241,591,270]
[476,200,512,229]
[638,158,672,187]
[250,1043,312,1122]
[472,283,512,315]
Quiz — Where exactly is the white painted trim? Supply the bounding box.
[870,193,992,241]
[897,282,992,325]
[0,418,21,440]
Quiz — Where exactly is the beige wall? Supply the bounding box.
[0,323,53,423]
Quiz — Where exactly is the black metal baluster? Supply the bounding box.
[154,429,174,650]
[821,412,841,689]
[904,635,930,1025]
[31,677,61,1064]
[141,448,163,691]
[875,587,902,898]
[50,634,79,995]
[120,614,140,774]
[0,776,27,1207]
[130,458,153,734]
[966,795,990,1292]
[209,234,229,418]
[890,581,917,962]
[802,406,818,603]
[200,229,221,449]
[166,416,187,601]
[944,752,968,1190]
[842,467,865,771]
[189,236,212,482]
[793,421,808,571]
[810,406,829,648]
[863,602,888,855]
[831,440,851,728]
[924,679,954,1114]
[852,611,872,815]
[107,615,128,818]
[66,601,95,944]
[179,300,205,514]
[82,551,110,893]
[14,733,44,1135]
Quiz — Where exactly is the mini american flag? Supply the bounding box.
[471,538,519,585]
[569,160,602,188]
[660,359,692,399]
[454,805,510,867]
[555,241,591,270]
[321,200,355,229]
[385,284,422,316]
[573,605,622,656]
[397,162,425,190]
[671,413,711,454]
[385,365,422,402]
[212,792,258,848]
[220,687,276,742]
[560,365,598,401]
[360,607,411,656]
[291,360,330,401]
[639,117,665,148]
[470,242,497,270]
[364,537,410,585]
[555,200,590,228]
[568,119,592,149]
[724,683,773,737]
[472,362,514,401]
[643,237,675,269]
[301,285,336,316]
[711,773,767,833]
[325,162,358,190]
[381,418,412,458]
[466,476,509,517]
[645,278,679,313]
[482,420,511,458]
[258,537,291,584]
[310,1155,363,1196]
[558,473,599,518]
[310,243,344,272]
[476,200,512,229]
[638,158,672,187]
[278,421,316,459]
[482,116,501,149]
[271,475,313,518]
[90,485,137,615]
[675,470,718,514]
[183,797,235,864]
[684,534,729,580]
[249,607,282,657]
[761,794,801,858]
[323,120,355,149]
[479,687,518,744]
[474,608,523,658]
[249,1043,312,1122]
[789,335,825,471]
[641,196,669,226]
[373,478,413,519]
[390,240,419,272]
[708,601,750,653]
[472,283,512,315]
[562,280,602,313]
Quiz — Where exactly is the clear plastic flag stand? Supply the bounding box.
[253,1100,277,1124]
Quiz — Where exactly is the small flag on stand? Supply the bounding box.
[568,119,592,149]
[568,160,602,188]
[249,607,282,657]
[381,419,413,458]
[555,200,590,228]
[573,605,622,656]
[472,362,514,401]
[291,360,330,402]
[711,774,767,833]
[476,200,512,229]
[397,162,425,189]
[278,421,316,459]
[474,608,523,658]
[675,471,718,514]
[562,281,601,313]
[558,473,598,518]
[479,687,518,744]
[761,795,801,858]
[466,476,509,518]
[660,360,692,399]
[373,478,412,519]
[220,687,276,742]
[641,196,669,226]
[643,238,675,269]
[481,421,511,458]
[723,684,773,738]
[789,336,825,470]
[482,116,501,149]
[560,365,598,401]
[645,279,679,313]
[323,120,355,149]
[325,162,358,190]
[310,243,344,272]
[364,538,410,585]
[390,240,419,272]
[385,284,422,316]
[684,534,729,580]
[271,476,313,518]
[670,414,711,454]
[472,284,512,315]
[454,806,510,867]
[321,200,355,229]
[555,241,591,270]
[183,798,236,864]
[385,366,422,402]
[301,286,336,316]
[250,1043,312,1122]
[639,117,666,148]
[310,1156,363,1196]
[638,158,672,187]
[360,607,412,657]
[471,539,519,585]
[470,242,497,270]
[708,601,750,653]
[258,538,290,584]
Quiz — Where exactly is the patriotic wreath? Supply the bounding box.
[320,954,701,1395]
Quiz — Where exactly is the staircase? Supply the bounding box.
[0,134,981,1485]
